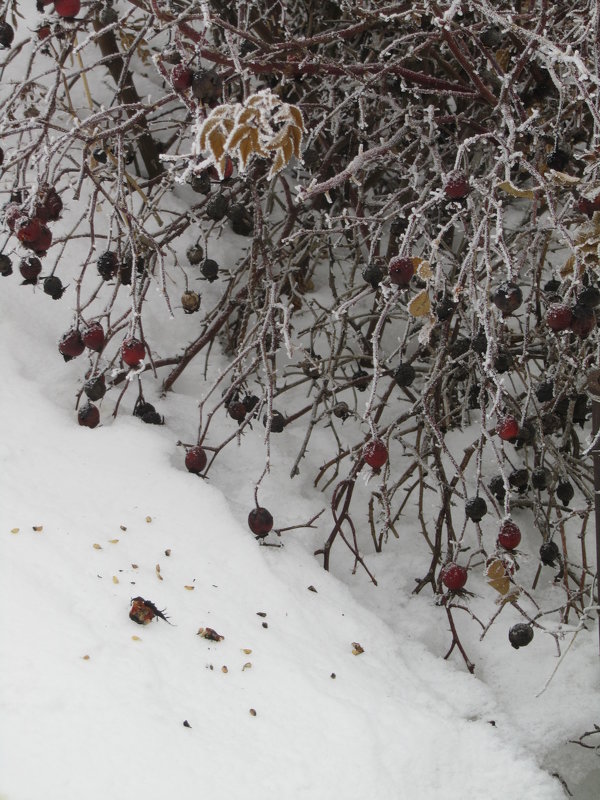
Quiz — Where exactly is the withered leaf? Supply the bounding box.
[351,642,365,655]
[93,543,102,550]
[408,289,431,318]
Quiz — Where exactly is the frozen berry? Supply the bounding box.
[186,244,204,265]
[508,468,529,491]
[497,520,521,550]
[469,332,487,355]
[0,21,15,48]
[206,193,229,221]
[181,290,201,314]
[494,352,513,373]
[133,400,155,418]
[228,204,253,236]
[362,263,384,289]
[440,563,468,591]
[30,224,52,254]
[43,275,65,299]
[243,394,259,413]
[465,496,487,523]
[444,172,470,200]
[97,251,118,280]
[394,363,416,388]
[543,278,561,294]
[4,203,23,232]
[97,5,118,25]
[546,304,572,332]
[333,401,350,419]
[248,507,273,538]
[577,196,596,219]
[435,296,457,321]
[142,410,164,425]
[59,328,85,361]
[576,286,600,308]
[201,258,219,282]
[556,479,574,506]
[171,64,193,91]
[489,475,506,502]
[19,256,42,284]
[353,369,370,391]
[263,410,286,432]
[539,541,560,566]
[38,187,63,221]
[191,68,222,103]
[508,623,533,649]
[535,381,554,403]
[0,254,12,276]
[388,256,415,287]
[492,281,523,315]
[84,374,106,401]
[546,149,568,171]
[121,337,145,367]
[82,322,105,352]
[16,217,42,244]
[54,0,81,18]
[570,304,596,338]
[363,439,388,469]
[531,467,550,490]
[78,402,100,428]
[185,446,208,474]
[228,401,247,422]
[496,415,519,441]
[190,171,211,194]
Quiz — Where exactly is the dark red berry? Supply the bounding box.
[243,394,259,413]
[59,328,85,361]
[228,203,253,235]
[362,263,384,289]
[43,275,65,299]
[4,203,23,232]
[97,251,118,280]
[556,479,574,506]
[263,410,286,432]
[496,416,519,441]
[465,497,487,523]
[16,217,42,244]
[19,256,42,284]
[41,187,62,221]
[440,563,468,591]
[121,337,145,367]
[171,64,193,91]
[531,467,550,490]
[546,304,572,332]
[508,623,533,649]
[388,256,415,287]
[444,172,470,200]
[508,468,529,491]
[54,0,81,18]
[570,304,596,338]
[78,402,100,428]
[82,322,105,352]
[394,363,416,388]
[0,21,15,49]
[539,541,560,566]
[546,149,568,171]
[228,401,247,422]
[363,439,388,469]
[492,281,523,315]
[185,446,208,474]
[248,507,273,538]
[30,224,52,254]
[497,520,521,550]
[84,374,106,401]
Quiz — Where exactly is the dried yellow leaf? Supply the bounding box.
[93,543,102,550]
[131,635,141,641]
[408,289,431,318]
[288,106,304,129]
[241,648,252,655]
[549,171,579,186]
[108,538,119,544]
[486,559,507,580]
[242,662,252,671]
[208,128,227,162]
[488,576,510,595]
[497,180,535,199]
[112,576,119,584]
[416,261,433,280]
[10,528,19,534]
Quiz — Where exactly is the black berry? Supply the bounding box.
[394,363,416,388]
[508,624,534,649]
[465,497,487,523]
[556,479,574,506]
[539,541,560,566]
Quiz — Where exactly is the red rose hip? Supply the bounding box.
[546,304,573,332]
[389,256,415,287]
[248,507,274,538]
[363,439,388,469]
[78,402,100,429]
[440,563,468,591]
[496,415,519,442]
[121,337,145,367]
[497,520,521,550]
[82,322,105,352]
[185,446,208,474]
[444,172,470,200]
[54,0,81,18]
[59,328,85,361]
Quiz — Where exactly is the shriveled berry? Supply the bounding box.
[185,446,208,474]
[508,468,529,491]
[465,496,487,523]
[444,172,470,200]
[43,275,65,299]
[363,439,388,469]
[541,412,561,435]
[78,402,100,429]
[352,369,370,391]
[54,0,81,18]
[440,563,468,591]
[0,21,15,48]
[38,187,63,221]
[546,149,568,171]
[556,479,574,506]
[243,394,259,413]
[133,400,155,418]
[228,204,253,236]
[492,282,523,315]
[228,401,247,422]
[535,381,554,402]
[472,332,488,354]
[435,296,457,321]
[577,196,596,219]
[248,507,273,538]
[570,304,596,338]
[121,337,145,367]
[142,410,164,425]
[97,5,119,25]
[332,401,350,420]
[496,416,519,441]
[84,374,106,401]
[362,263,384,289]
[388,256,415,286]
[19,256,42,284]
[181,290,201,313]
[531,467,550,490]
[494,352,513,373]
[394,363,416,388]
[546,304,572,332]
[543,278,561,294]
[497,520,521,551]
[30,224,52,254]
[576,286,600,308]
[540,541,560,566]
[97,251,118,280]
[206,193,229,221]
[82,322,105,352]
[450,337,470,359]
[263,410,286,432]
[201,258,219,282]
[191,68,222,103]
[0,254,12,276]
[16,217,42,244]
[508,623,533,649]
[171,64,193,91]
[189,171,211,194]
[186,244,204,265]
[59,328,85,361]
[489,475,506,502]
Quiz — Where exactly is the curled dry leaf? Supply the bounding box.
[93,543,102,550]
[408,289,431,318]
[32,525,43,532]
[108,538,119,544]
[11,528,19,534]
[197,627,224,641]
[351,642,365,655]
[241,648,252,654]
[242,662,252,671]
[112,575,119,584]
[496,180,536,199]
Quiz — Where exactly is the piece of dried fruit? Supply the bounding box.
[351,642,364,655]
[197,627,224,641]
[129,597,172,625]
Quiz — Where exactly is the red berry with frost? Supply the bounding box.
[54,0,81,17]
[16,217,42,244]
[389,256,415,286]
[5,203,23,232]
[546,304,572,332]
[121,337,145,367]
[185,446,207,474]
[19,256,42,284]
[228,401,247,422]
[82,322,105,352]
[497,520,521,550]
[59,328,85,361]
[444,173,470,200]
[171,64,193,91]
[248,507,274,538]
[363,439,388,469]
[492,281,523,315]
[78,402,100,429]
[440,563,468,591]
[496,415,519,441]
[30,224,52,254]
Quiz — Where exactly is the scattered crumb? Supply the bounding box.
[131,564,139,569]
[249,708,257,717]
[156,564,163,581]
[93,543,102,550]
[183,720,192,728]
[352,642,364,655]
[241,648,252,655]
[165,548,171,556]
[221,665,228,673]
[32,525,43,532]
[112,576,119,584]
[256,612,267,617]
[262,622,268,629]
[82,655,90,660]
[197,627,224,641]
[108,538,119,544]
[10,528,19,534]
[307,585,317,592]
[131,635,141,641]
[120,525,127,531]
[145,516,152,523]
[242,662,252,671]
[184,585,194,590]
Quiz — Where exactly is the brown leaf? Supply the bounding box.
[351,642,365,655]
[497,180,535,199]
[197,627,224,641]
[488,576,511,595]
[32,525,43,532]
[92,543,102,550]
[408,289,431,317]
